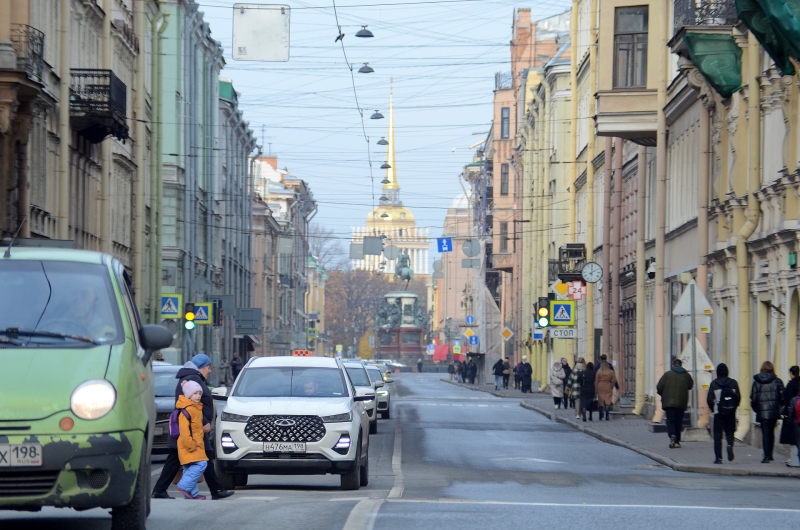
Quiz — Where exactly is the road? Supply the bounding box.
[2,373,799,529]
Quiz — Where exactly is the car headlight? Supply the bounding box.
[221,412,250,423]
[377,390,388,396]
[70,380,116,420]
[321,412,352,423]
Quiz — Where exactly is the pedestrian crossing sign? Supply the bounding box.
[193,302,212,325]
[161,294,182,319]
[549,300,575,326]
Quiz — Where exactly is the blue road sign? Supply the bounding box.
[468,335,479,345]
[550,300,575,326]
[437,238,453,252]
[465,315,475,325]
[161,294,182,319]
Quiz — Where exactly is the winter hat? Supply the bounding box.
[716,363,729,378]
[190,353,212,369]
[181,380,202,398]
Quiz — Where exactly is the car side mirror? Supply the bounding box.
[212,387,228,401]
[355,392,375,402]
[373,381,384,388]
[139,325,173,365]
[386,379,394,384]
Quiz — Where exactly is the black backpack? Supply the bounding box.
[717,384,738,415]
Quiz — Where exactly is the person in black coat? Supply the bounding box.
[779,366,799,461]
[492,358,505,390]
[467,359,478,384]
[560,358,572,408]
[751,361,785,463]
[579,362,596,422]
[706,363,740,464]
[152,354,234,499]
[521,357,533,393]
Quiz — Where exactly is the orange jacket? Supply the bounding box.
[176,395,208,465]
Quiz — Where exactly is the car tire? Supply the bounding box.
[111,445,148,530]
[340,441,361,491]
[217,464,237,491]
[369,418,378,434]
[381,406,391,420]
[234,473,248,488]
[359,443,369,487]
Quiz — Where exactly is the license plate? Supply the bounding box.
[154,427,164,436]
[0,444,43,467]
[264,442,306,453]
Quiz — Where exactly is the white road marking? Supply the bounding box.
[491,457,566,464]
[234,496,280,501]
[386,499,800,513]
[387,412,404,499]
[330,497,370,502]
[342,499,384,530]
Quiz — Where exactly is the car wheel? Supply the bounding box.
[111,445,148,530]
[217,462,237,491]
[369,418,378,434]
[234,473,248,488]
[340,441,361,491]
[359,442,369,487]
[382,406,391,420]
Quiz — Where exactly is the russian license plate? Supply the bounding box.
[154,427,164,436]
[264,442,306,453]
[0,444,43,467]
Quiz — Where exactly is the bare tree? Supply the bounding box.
[325,269,392,352]
[308,222,348,271]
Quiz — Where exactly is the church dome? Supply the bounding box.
[449,193,468,210]
[367,205,415,223]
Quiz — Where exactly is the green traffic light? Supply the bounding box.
[537,317,549,328]
[184,321,196,330]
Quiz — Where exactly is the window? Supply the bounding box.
[499,222,509,252]
[613,6,648,88]
[500,107,510,139]
[500,164,509,195]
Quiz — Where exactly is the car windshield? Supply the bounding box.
[233,367,348,398]
[154,370,179,397]
[365,368,383,384]
[0,261,123,346]
[345,366,371,386]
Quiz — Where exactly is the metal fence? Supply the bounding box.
[673,0,738,33]
[70,69,127,117]
[10,24,44,81]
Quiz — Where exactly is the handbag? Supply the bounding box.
[612,386,620,405]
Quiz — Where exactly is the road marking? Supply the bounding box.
[330,497,370,502]
[491,457,566,464]
[342,499,384,530]
[385,499,800,513]
[387,412,403,499]
[234,496,280,501]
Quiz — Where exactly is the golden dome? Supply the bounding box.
[367,205,415,223]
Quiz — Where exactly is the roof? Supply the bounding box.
[219,79,237,102]
[248,356,340,369]
[367,204,415,222]
[1,247,106,264]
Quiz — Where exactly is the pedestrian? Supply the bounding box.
[707,363,740,464]
[457,361,465,383]
[152,353,234,500]
[175,380,208,500]
[549,361,566,409]
[560,358,572,408]
[750,360,785,463]
[568,357,585,419]
[230,352,244,381]
[417,359,424,373]
[787,383,800,467]
[502,357,511,389]
[521,356,533,393]
[656,358,694,449]
[595,361,618,421]
[579,362,596,421]
[467,358,478,384]
[514,361,523,390]
[598,353,614,371]
[492,358,505,391]
[780,366,799,465]
[447,361,455,381]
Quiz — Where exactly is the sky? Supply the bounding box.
[196,0,572,261]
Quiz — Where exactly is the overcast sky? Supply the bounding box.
[199,0,571,259]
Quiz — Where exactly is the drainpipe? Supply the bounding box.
[568,0,579,364]
[734,32,762,442]
[612,139,622,361]
[633,145,647,415]
[585,0,598,364]
[100,0,113,254]
[696,98,711,428]
[134,0,147,307]
[151,11,168,324]
[602,137,613,356]
[651,0,669,425]
[57,0,71,241]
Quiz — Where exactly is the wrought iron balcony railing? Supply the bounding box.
[69,69,128,143]
[495,71,512,91]
[9,24,44,81]
[674,0,738,34]
[557,243,586,282]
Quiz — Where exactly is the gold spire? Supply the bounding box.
[384,79,398,190]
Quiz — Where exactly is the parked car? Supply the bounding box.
[0,246,172,530]
[213,356,373,490]
[367,362,393,383]
[344,361,379,434]
[152,364,182,454]
[365,365,392,419]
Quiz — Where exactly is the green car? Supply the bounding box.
[0,246,172,530]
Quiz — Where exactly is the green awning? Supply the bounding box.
[684,33,743,99]
[737,0,795,75]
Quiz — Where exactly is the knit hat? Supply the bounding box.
[181,380,202,398]
[190,353,212,369]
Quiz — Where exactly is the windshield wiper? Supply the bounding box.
[0,328,100,345]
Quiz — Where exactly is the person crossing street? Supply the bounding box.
[707,363,740,464]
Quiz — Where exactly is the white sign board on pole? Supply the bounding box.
[679,338,713,389]
[233,4,291,62]
[674,315,711,334]
[673,279,713,315]
[551,328,576,339]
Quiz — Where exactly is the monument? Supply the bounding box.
[375,257,428,358]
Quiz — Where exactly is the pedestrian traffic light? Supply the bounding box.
[537,297,550,328]
[184,303,196,330]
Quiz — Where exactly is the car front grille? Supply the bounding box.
[156,412,171,422]
[244,415,326,443]
[0,470,59,497]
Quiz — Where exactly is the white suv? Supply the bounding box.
[213,356,373,490]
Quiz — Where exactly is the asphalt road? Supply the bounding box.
[2,373,799,529]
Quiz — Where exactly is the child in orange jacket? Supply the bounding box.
[175,380,208,500]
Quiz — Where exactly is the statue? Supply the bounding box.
[387,300,402,329]
[414,308,428,330]
[394,251,414,289]
[375,300,389,330]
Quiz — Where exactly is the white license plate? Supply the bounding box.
[264,442,306,453]
[154,427,164,436]
[0,444,43,467]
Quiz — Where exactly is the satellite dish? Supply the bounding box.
[433,260,443,272]
[462,239,480,257]
[384,245,399,260]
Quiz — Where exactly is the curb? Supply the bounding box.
[440,378,540,399]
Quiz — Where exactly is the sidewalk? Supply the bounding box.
[442,378,800,478]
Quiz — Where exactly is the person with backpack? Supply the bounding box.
[751,361,785,463]
[707,363,740,464]
[175,380,208,499]
[787,382,800,467]
[779,366,799,465]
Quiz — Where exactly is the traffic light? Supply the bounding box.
[184,302,196,330]
[537,297,550,328]
[212,301,222,327]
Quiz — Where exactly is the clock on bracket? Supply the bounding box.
[581,261,603,284]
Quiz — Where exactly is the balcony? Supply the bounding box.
[69,69,128,143]
[674,0,737,35]
[557,243,586,282]
[10,24,44,82]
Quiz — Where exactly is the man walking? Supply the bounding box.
[521,356,533,393]
[656,358,694,448]
[417,359,424,373]
[447,361,455,380]
[230,352,244,381]
[707,363,740,464]
[152,354,235,500]
[492,358,505,390]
